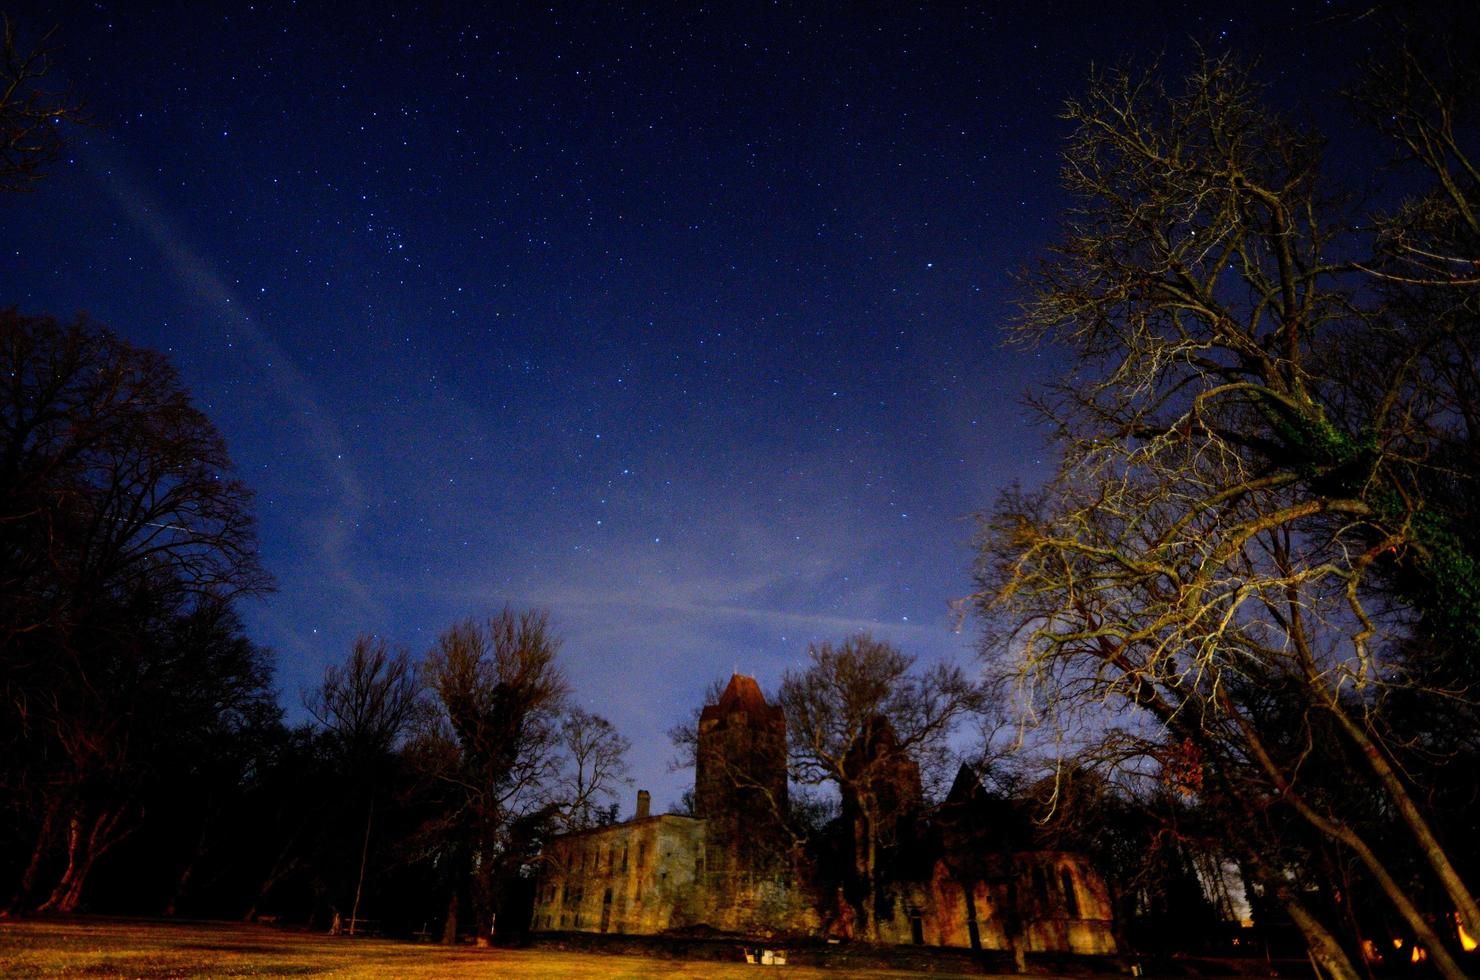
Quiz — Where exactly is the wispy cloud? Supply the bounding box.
[84,137,376,624]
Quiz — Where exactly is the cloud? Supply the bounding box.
[84,136,376,625]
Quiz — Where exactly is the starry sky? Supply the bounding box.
[2,1,1381,809]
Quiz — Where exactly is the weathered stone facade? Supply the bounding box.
[874,849,1115,954]
[531,812,707,935]
[531,674,1115,955]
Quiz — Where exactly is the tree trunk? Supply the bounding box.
[349,799,374,936]
[1237,709,1469,980]
[1326,698,1480,938]
[853,804,878,942]
[1287,584,1480,938]
[51,851,96,913]
[5,798,58,914]
[1284,894,1362,980]
[244,831,302,922]
[36,806,133,914]
[1240,848,1362,980]
[35,815,82,913]
[442,890,459,945]
[166,820,212,917]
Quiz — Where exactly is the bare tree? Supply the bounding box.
[973,45,1480,978]
[1,16,84,192]
[778,635,982,942]
[1352,24,1480,291]
[415,608,569,943]
[308,636,422,768]
[305,636,423,935]
[1,312,269,915]
[555,707,631,832]
[0,311,269,646]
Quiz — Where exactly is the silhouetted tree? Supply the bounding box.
[6,591,275,914]
[1,311,269,915]
[555,707,631,832]
[777,634,982,942]
[1,16,84,192]
[414,608,569,943]
[305,636,423,934]
[0,311,267,641]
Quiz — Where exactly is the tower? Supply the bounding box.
[694,674,788,870]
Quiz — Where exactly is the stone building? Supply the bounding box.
[531,675,816,938]
[877,763,1117,954]
[530,791,707,935]
[530,674,1115,955]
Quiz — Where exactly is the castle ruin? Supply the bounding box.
[530,674,1115,955]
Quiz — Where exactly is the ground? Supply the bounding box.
[0,918,1011,979]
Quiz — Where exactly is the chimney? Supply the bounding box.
[636,789,651,820]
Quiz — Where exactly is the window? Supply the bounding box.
[1032,866,1050,909]
[621,845,628,872]
[1060,868,1080,918]
[637,842,647,869]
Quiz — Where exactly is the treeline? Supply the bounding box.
[0,312,633,935]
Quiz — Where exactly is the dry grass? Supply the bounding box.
[0,918,993,978]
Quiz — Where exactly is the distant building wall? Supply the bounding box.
[875,851,1115,954]
[530,814,705,936]
[530,806,820,939]
[694,864,821,937]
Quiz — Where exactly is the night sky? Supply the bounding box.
[2,1,1379,809]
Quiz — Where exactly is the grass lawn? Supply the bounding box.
[0,918,996,978]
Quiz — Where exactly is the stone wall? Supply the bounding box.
[694,866,821,937]
[873,850,1115,955]
[530,814,705,936]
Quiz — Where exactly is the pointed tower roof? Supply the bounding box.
[946,762,987,807]
[700,673,783,723]
[718,673,767,711]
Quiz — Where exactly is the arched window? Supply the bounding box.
[1060,868,1080,918]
